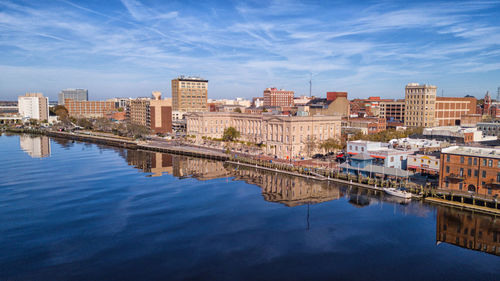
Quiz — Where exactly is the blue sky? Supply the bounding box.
[1,0,500,101]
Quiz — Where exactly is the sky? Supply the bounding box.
[1,0,500,101]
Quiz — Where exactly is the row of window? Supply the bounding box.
[448,154,500,168]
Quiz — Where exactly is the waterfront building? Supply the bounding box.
[346,140,413,169]
[171,76,208,112]
[379,99,405,122]
[439,146,500,196]
[129,92,172,134]
[407,152,440,175]
[65,99,116,118]
[307,92,350,117]
[18,93,49,121]
[58,89,88,105]
[404,83,438,127]
[436,207,500,256]
[339,153,412,179]
[186,112,341,159]
[263,87,294,107]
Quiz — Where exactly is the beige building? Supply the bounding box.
[171,76,208,112]
[404,83,438,127]
[379,99,405,122]
[186,112,341,159]
[129,92,172,134]
[18,93,49,121]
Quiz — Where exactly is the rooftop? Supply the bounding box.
[441,145,500,159]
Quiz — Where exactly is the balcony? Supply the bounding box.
[446,173,465,182]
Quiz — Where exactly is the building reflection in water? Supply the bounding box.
[227,165,343,207]
[19,135,51,158]
[436,207,500,256]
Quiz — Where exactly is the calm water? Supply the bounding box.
[0,134,498,280]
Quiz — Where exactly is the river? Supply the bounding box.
[0,134,498,280]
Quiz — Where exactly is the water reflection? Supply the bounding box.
[436,207,500,256]
[19,135,51,158]
[228,165,343,207]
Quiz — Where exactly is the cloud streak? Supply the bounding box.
[0,0,499,100]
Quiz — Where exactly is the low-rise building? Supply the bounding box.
[343,117,386,135]
[307,92,350,117]
[423,126,496,143]
[407,152,440,175]
[346,140,412,169]
[186,112,341,159]
[477,121,500,137]
[439,146,500,196]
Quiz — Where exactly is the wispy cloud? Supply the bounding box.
[0,0,499,99]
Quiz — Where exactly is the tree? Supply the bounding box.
[233,107,242,113]
[117,107,124,112]
[262,108,268,112]
[50,105,69,120]
[303,135,317,157]
[320,138,343,153]
[222,127,240,141]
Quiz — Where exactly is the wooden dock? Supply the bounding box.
[425,197,500,215]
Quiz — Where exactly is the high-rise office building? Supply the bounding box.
[18,93,49,121]
[171,76,208,112]
[404,83,438,127]
[58,89,88,105]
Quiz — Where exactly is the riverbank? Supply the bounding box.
[5,128,499,215]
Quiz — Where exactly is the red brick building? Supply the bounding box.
[65,99,116,118]
[435,97,477,126]
[439,146,500,196]
[263,87,294,107]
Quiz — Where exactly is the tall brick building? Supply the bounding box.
[65,99,116,118]
[129,92,172,134]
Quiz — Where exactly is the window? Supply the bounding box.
[468,158,472,165]
[483,159,487,166]
[497,172,500,182]
[460,168,464,176]
[459,183,463,190]
[361,147,364,152]
[483,170,487,178]
[474,170,478,177]
[349,145,352,150]
[446,166,450,173]
[447,155,450,162]
[460,156,464,164]
[489,160,493,167]
[468,169,471,177]
[355,146,358,151]
[445,182,449,188]
[474,158,477,165]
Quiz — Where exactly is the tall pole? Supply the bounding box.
[309,73,312,97]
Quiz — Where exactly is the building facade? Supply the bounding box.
[65,99,116,118]
[263,88,294,107]
[379,99,405,121]
[439,146,500,196]
[58,89,88,105]
[404,83,438,127]
[186,112,341,159]
[307,92,350,117]
[435,97,477,126]
[407,152,440,175]
[18,93,49,121]
[129,92,172,134]
[346,140,412,169]
[171,76,208,112]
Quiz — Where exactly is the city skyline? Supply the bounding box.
[1,0,500,100]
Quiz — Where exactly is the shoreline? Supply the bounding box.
[4,128,499,216]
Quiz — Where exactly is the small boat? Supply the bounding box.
[384,187,412,199]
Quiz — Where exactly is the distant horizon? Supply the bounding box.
[1,0,499,101]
